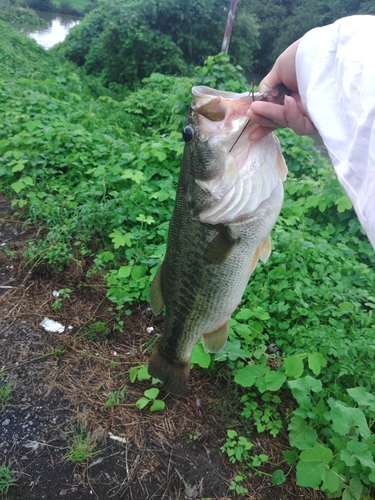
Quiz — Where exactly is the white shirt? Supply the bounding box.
[296,15,375,249]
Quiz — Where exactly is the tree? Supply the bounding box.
[59,0,260,87]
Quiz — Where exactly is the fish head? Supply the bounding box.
[183,85,288,224]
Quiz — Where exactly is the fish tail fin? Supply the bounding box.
[148,345,190,396]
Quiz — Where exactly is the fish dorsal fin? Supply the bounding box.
[203,227,239,264]
[149,264,165,315]
[249,235,272,275]
[202,320,230,353]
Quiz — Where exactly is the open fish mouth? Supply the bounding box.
[191,84,289,144]
[191,85,289,225]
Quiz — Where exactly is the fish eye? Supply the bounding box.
[182,125,194,143]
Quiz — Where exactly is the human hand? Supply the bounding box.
[247,40,318,140]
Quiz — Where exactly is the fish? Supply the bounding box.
[148,84,289,396]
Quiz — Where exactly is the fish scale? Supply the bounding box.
[148,84,289,396]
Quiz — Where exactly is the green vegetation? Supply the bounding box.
[0,5,46,27]
[64,429,97,464]
[1,14,375,499]
[0,465,16,494]
[135,388,165,412]
[55,0,375,84]
[0,373,11,410]
[237,0,375,74]
[55,0,259,87]
[0,383,11,410]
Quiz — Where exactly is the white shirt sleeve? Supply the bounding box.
[296,15,375,249]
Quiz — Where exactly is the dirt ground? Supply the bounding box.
[0,194,327,499]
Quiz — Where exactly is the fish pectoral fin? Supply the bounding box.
[259,234,272,263]
[202,321,230,353]
[149,264,165,315]
[204,227,239,264]
[249,235,272,275]
[277,148,288,182]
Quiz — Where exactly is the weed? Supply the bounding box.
[0,465,16,494]
[188,432,202,441]
[51,288,72,311]
[63,429,97,464]
[135,388,165,413]
[0,374,11,410]
[103,386,127,410]
[83,321,110,342]
[129,364,151,383]
[229,474,248,495]
[220,430,253,464]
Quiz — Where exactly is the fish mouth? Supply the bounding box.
[190,86,257,147]
[191,86,255,123]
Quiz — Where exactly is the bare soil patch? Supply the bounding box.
[0,195,327,499]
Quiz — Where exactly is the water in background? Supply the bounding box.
[26,11,80,49]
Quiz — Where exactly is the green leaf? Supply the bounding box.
[307,352,327,376]
[325,400,370,439]
[296,461,325,489]
[340,439,375,469]
[264,370,286,391]
[348,477,363,500]
[296,445,333,488]
[271,470,286,485]
[135,397,149,410]
[118,266,132,278]
[131,265,147,280]
[235,308,253,320]
[234,364,269,388]
[11,162,26,172]
[321,468,341,494]
[150,399,165,412]
[137,365,150,381]
[24,119,42,132]
[283,449,299,466]
[347,387,375,410]
[336,195,352,212]
[10,180,25,193]
[288,416,318,450]
[151,149,167,162]
[190,343,211,368]
[284,355,305,378]
[129,365,150,383]
[144,388,159,400]
[300,445,333,463]
[288,375,322,410]
[102,251,115,262]
[110,230,132,249]
[22,176,34,186]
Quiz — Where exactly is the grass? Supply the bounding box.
[52,0,95,12]
[0,374,11,410]
[63,429,97,464]
[0,465,16,494]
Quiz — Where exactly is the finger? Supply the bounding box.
[258,72,280,93]
[249,125,276,141]
[284,96,318,135]
[247,101,288,128]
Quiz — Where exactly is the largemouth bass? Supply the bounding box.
[148,84,288,396]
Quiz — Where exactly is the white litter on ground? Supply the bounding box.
[39,317,65,334]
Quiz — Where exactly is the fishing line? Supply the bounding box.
[229,82,255,153]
